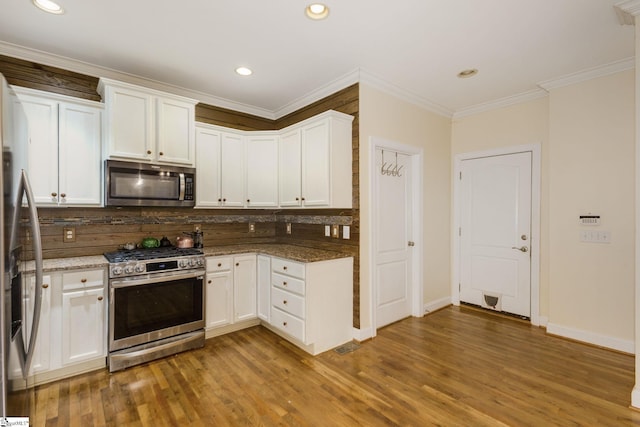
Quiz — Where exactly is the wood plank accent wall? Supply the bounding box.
[0,55,362,327]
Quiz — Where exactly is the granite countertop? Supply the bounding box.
[24,244,352,273]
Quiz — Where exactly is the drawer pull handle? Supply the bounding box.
[81,278,87,283]
[42,283,49,289]
[97,296,103,301]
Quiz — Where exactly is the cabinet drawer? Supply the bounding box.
[271,287,305,318]
[271,258,305,279]
[271,272,305,296]
[206,257,232,272]
[62,269,104,291]
[270,307,305,342]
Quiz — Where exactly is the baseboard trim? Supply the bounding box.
[631,386,640,409]
[424,297,452,315]
[546,322,634,354]
[352,326,374,342]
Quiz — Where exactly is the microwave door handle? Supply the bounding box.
[20,171,44,377]
[179,173,185,201]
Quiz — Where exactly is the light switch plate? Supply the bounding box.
[343,225,350,239]
[63,227,76,243]
[324,225,330,237]
[286,223,292,234]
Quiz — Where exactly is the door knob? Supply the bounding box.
[408,241,415,247]
[512,246,528,253]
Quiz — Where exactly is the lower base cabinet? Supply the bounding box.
[15,268,108,386]
[265,256,353,355]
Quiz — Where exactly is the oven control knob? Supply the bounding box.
[135,264,145,273]
[197,258,204,267]
[179,259,188,268]
[112,266,123,276]
[189,259,196,267]
[124,265,134,274]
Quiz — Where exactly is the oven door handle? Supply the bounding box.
[110,270,204,288]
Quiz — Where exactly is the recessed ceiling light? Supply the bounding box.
[235,67,253,76]
[306,3,329,20]
[457,69,478,78]
[32,0,64,14]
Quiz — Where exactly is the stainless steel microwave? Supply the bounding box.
[105,160,195,207]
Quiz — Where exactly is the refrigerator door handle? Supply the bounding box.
[9,171,43,377]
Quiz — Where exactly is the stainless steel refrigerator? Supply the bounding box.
[0,73,44,421]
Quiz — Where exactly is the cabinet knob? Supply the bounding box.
[283,281,287,286]
[97,296,103,301]
[295,197,299,201]
[159,152,164,156]
[283,266,288,271]
[235,262,239,267]
[217,263,222,267]
[81,278,87,283]
[301,197,305,201]
[247,199,250,203]
[218,198,222,202]
[51,192,57,197]
[147,150,152,155]
[60,193,66,198]
[42,283,49,289]
[283,322,287,327]
[208,280,212,284]
[223,198,227,202]
[283,300,288,305]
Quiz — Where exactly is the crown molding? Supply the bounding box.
[0,41,277,119]
[615,0,640,25]
[452,89,548,119]
[537,57,635,91]
[273,69,360,118]
[358,69,453,118]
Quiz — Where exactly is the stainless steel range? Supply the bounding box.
[104,247,206,372]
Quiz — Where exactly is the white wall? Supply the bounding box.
[451,70,635,353]
[359,84,451,331]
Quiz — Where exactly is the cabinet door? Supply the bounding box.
[61,287,105,365]
[279,129,302,207]
[246,135,278,207]
[156,97,194,165]
[105,85,153,161]
[58,102,102,206]
[234,255,257,322]
[195,126,222,207]
[301,119,330,206]
[206,270,233,329]
[19,94,59,205]
[220,133,245,207]
[257,255,271,322]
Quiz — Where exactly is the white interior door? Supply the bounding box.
[459,152,532,317]
[374,149,413,328]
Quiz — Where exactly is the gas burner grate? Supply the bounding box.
[104,247,203,263]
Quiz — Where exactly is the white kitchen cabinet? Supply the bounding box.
[233,254,257,322]
[195,123,245,208]
[205,256,233,329]
[278,111,353,208]
[246,134,279,207]
[98,78,196,166]
[267,256,353,355]
[15,87,102,207]
[61,269,106,366]
[256,255,271,322]
[205,254,258,336]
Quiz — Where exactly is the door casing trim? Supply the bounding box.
[369,137,424,336]
[452,144,541,325]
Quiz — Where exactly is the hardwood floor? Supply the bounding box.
[34,306,639,426]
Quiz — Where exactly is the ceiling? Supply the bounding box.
[0,1,635,119]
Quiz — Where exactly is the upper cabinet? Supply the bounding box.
[279,111,353,208]
[15,87,103,207]
[98,78,197,166]
[195,110,353,209]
